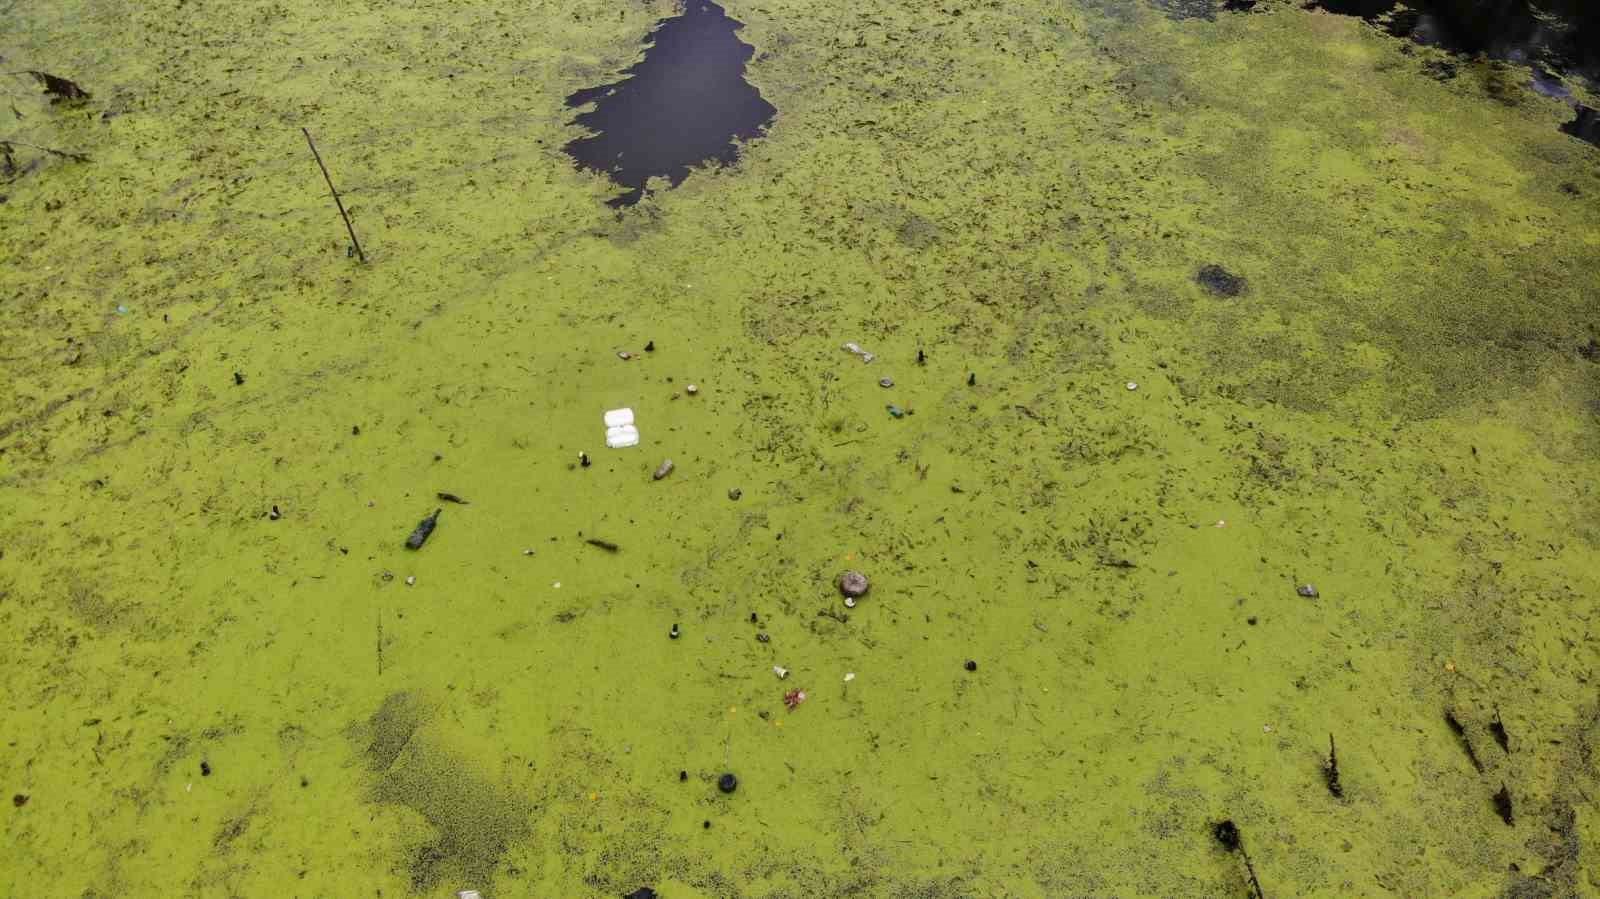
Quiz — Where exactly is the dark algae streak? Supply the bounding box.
[564,0,776,206]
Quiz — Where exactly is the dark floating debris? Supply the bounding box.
[563,0,777,207]
[1213,819,1267,899]
[1296,583,1319,599]
[1490,709,1510,753]
[1445,709,1483,772]
[436,492,470,505]
[964,660,978,672]
[1325,733,1344,798]
[1493,783,1514,826]
[669,623,680,640]
[13,793,30,808]
[404,508,441,550]
[718,772,738,794]
[1197,264,1248,297]
[625,889,659,899]
[15,70,90,103]
[585,537,620,552]
[200,760,212,777]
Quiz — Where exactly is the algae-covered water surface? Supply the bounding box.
[4,0,1599,896]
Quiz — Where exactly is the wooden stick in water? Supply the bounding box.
[301,127,365,263]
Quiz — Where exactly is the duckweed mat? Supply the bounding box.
[3,0,1598,896]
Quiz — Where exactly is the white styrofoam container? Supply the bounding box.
[603,407,635,428]
[606,425,640,448]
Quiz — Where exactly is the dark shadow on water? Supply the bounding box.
[564,0,777,207]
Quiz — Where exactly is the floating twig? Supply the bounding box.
[436,492,470,505]
[1489,709,1510,753]
[1445,709,1483,772]
[585,537,620,552]
[0,138,90,164]
[301,127,365,263]
[1213,820,1266,899]
[377,608,384,676]
[1325,733,1343,799]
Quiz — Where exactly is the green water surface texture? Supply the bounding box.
[2,0,1598,896]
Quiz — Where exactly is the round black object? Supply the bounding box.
[1197,264,1247,297]
[718,773,738,794]
[200,761,212,777]
[702,819,711,829]
[964,660,977,672]
[678,770,688,782]
[1214,819,1241,851]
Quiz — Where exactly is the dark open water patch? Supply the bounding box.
[564,0,776,207]
[1295,1,1600,149]
[1301,0,1598,82]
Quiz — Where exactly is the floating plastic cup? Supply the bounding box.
[604,408,640,448]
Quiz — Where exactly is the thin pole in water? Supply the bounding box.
[302,127,366,264]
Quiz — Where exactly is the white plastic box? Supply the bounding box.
[604,408,639,448]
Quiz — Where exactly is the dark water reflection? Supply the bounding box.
[564,0,777,207]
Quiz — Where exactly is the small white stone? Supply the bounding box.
[844,596,856,608]
[1262,724,1274,734]
[552,581,561,589]
[1126,381,1138,391]
[773,666,789,680]
[843,672,856,682]
[404,575,416,586]
[685,384,699,395]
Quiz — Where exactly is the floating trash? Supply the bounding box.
[773,665,789,679]
[839,571,870,597]
[605,407,640,449]
[879,377,895,388]
[843,342,876,363]
[887,404,904,418]
[1126,382,1138,391]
